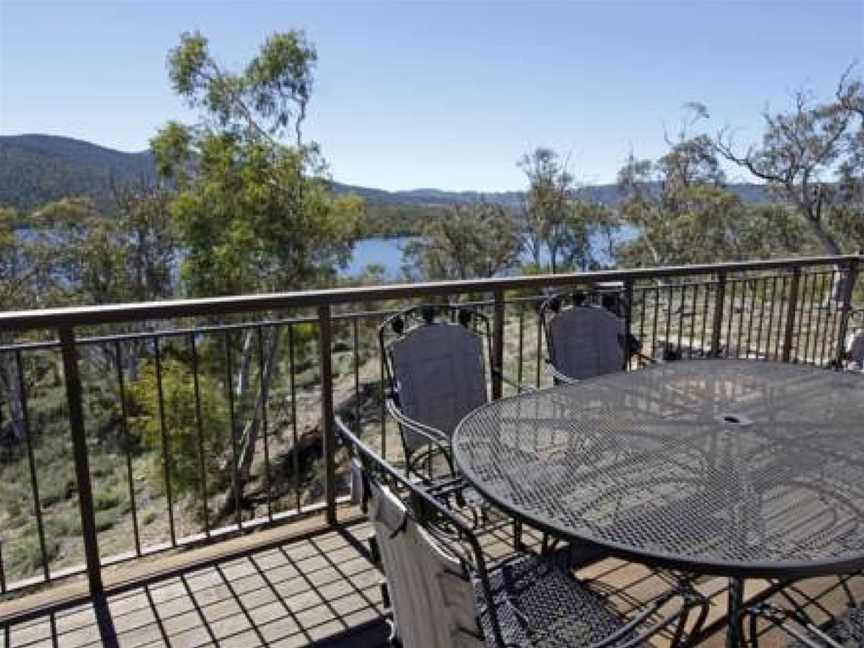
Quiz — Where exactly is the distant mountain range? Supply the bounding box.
[0,133,771,213]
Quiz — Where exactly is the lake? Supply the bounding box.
[344,227,637,278]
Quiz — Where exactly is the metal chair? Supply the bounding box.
[743,574,864,647]
[339,421,709,648]
[539,290,650,385]
[379,304,530,484]
[842,308,864,372]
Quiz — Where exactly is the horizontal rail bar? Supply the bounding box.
[0,255,858,333]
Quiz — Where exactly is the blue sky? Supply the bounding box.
[1,1,862,191]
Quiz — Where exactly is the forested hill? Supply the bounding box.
[0,133,771,215]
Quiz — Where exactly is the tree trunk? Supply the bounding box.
[217,328,281,520]
[0,354,26,443]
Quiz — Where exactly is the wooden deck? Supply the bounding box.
[1,508,861,647]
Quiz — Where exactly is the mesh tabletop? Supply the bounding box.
[452,360,864,578]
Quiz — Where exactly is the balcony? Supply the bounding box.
[0,254,861,646]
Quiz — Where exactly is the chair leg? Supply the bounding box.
[513,519,524,551]
[368,534,381,566]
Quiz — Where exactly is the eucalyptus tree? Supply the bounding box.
[616,115,807,269]
[403,201,522,280]
[716,70,864,254]
[149,31,362,516]
[518,148,576,273]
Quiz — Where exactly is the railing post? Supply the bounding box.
[782,266,802,363]
[59,327,103,595]
[834,259,859,367]
[710,271,727,357]
[492,290,505,400]
[317,305,337,525]
[622,279,633,370]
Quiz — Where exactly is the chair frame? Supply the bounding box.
[337,419,709,648]
[743,573,864,647]
[539,289,652,385]
[379,303,531,483]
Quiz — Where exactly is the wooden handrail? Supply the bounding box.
[0,255,860,333]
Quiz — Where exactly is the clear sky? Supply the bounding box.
[1,0,862,191]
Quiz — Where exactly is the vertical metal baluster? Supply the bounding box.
[754,278,768,359]
[189,333,209,537]
[764,276,778,360]
[289,325,301,511]
[735,280,746,358]
[792,272,809,362]
[686,284,697,358]
[492,290,505,399]
[827,269,842,360]
[223,331,243,529]
[802,273,819,363]
[623,280,633,370]
[835,261,859,368]
[58,327,102,595]
[774,275,788,359]
[113,342,141,555]
[352,319,360,429]
[317,305,337,526]
[651,287,660,359]
[15,351,50,582]
[153,336,177,545]
[782,268,801,363]
[675,283,686,355]
[818,272,834,365]
[517,304,524,387]
[710,272,727,358]
[535,307,543,388]
[0,542,5,593]
[726,280,737,357]
[664,285,673,356]
[699,281,710,356]
[638,286,647,350]
[257,327,273,522]
[745,277,758,358]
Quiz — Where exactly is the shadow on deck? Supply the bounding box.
[2,509,861,647]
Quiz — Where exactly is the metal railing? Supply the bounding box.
[0,254,859,601]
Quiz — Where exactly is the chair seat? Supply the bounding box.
[788,605,864,647]
[473,553,648,648]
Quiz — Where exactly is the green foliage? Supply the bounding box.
[517,147,614,272]
[616,121,811,268]
[10,532,59,575]
[153,30,361,296]
[127,358,230,505]
[716,71,864,254]
[404,201,522,280]
[359,202,448,237]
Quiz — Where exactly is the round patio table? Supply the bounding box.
[452,359,864,645]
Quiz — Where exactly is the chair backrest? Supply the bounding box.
[382,307,489,452]
[368,480,484,648]
[335,418,499,647]
[544,302,625,380]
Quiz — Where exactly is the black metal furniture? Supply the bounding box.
[338,420,708,647]
[452,359,864,646]
[539,289,651,384]
[379,303,531,483]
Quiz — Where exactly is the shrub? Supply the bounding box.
[127,358,230,505]
[95,509,120,532]
[9,532,60,576]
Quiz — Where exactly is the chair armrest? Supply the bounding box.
[744,603,837,648]
[385,397,455,476]
[545,360,580,386]
[589,581,710,648]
